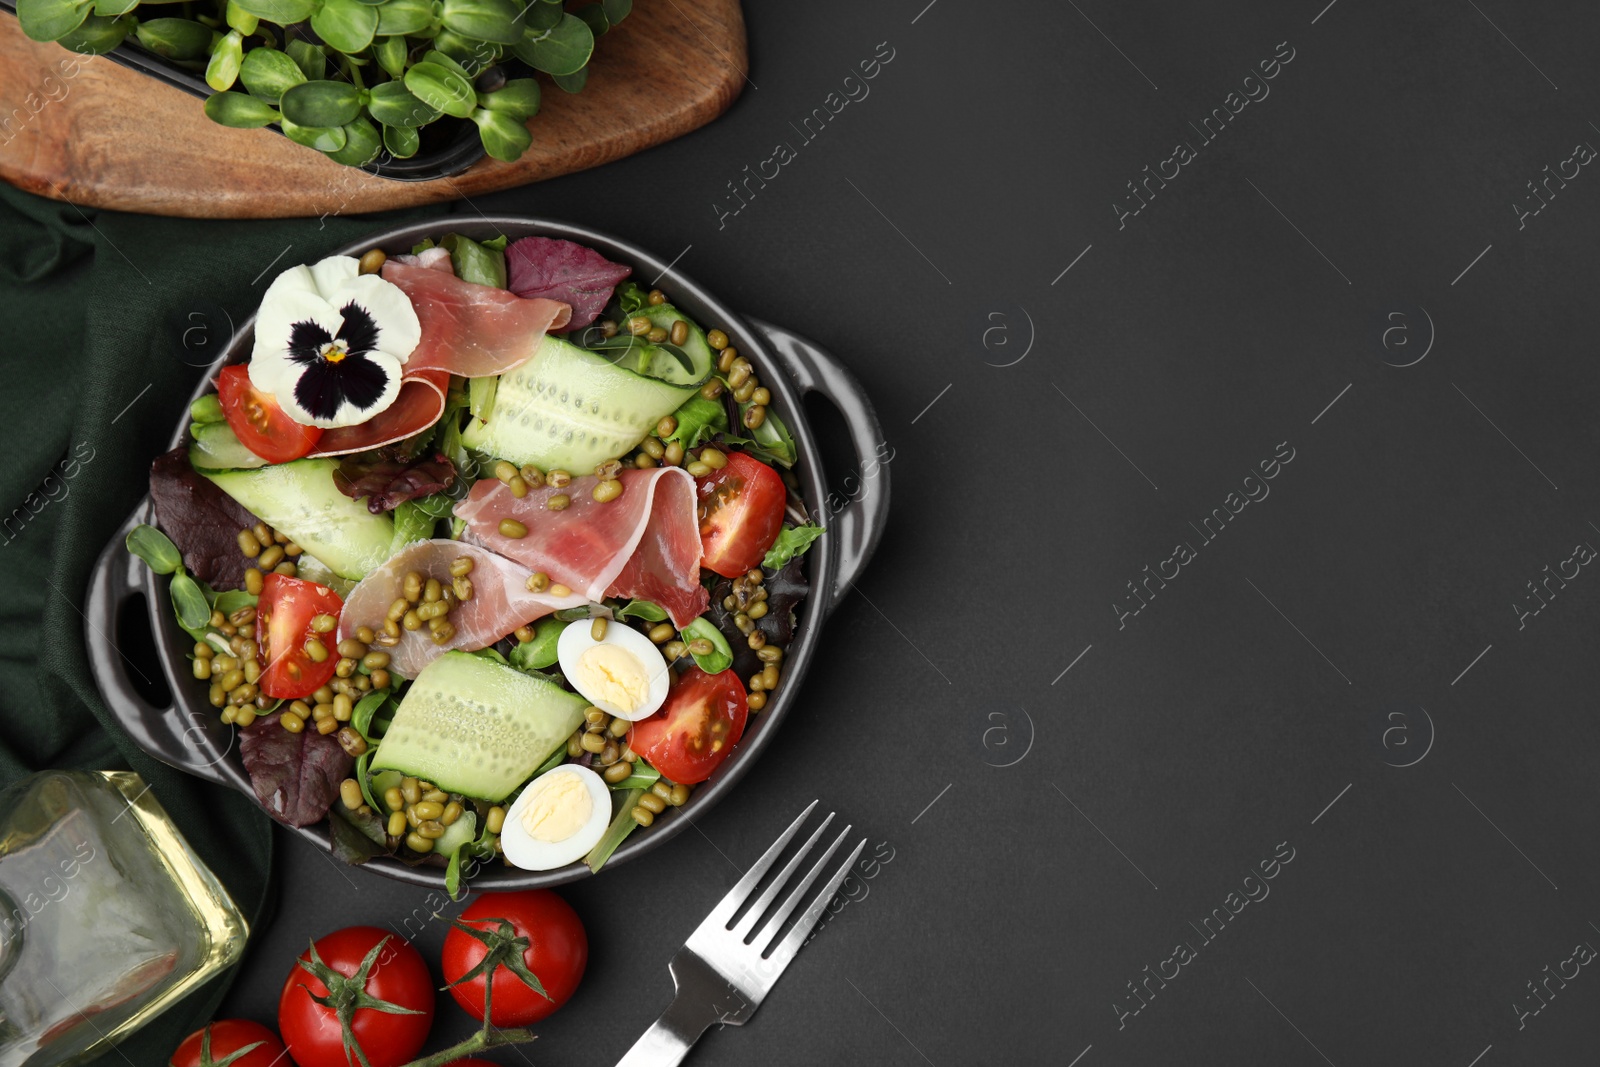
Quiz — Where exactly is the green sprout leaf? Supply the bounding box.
[404,60,476,118]
[223,0,257,33]
[204,90,280,128]
[514,12,593,76]
[552,67,587,94]
[126,524,183,575]
[170,573,212,633]
[310,0,379,54]
[229,0,315,26]
[366,79,440,127]
[56,12,129,52]
[16,0,93,43]
[480,77,539,118]
[281,117,348,152]
[206,29,244,91]
[239,47,306,103]
[471,107,532,162]
[134,17,213,60]
[429,28,499,70]
[325,116,383,166]
[383,123,421,158]
[90,0,136,18]
[440,0,522,45]
[372,32,408,78]
[616,599,668,623]
[601,0,630,23]
[522,0,561,31]
[190,394,225,425]
[373,0,436,35]
[508,617,564,671]
[680,616,733,674]
[286,38,326,80]
[280,80,363,128]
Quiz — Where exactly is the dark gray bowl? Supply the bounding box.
[84,216,888,890]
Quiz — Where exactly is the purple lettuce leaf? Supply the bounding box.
[239,713,353,827]
[505,236,632,329]
[333,449,456,513]
[149,447,257,590]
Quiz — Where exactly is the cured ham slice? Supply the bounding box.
[456,467,709,628]
[310,368,449,458]
[308,262,571,457]
[382,260,572,380]
[336,539,586,678]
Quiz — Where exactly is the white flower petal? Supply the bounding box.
[249,287,341,398]
[259,262,319,304]
[307,255,360,299]
[327,273,422,365]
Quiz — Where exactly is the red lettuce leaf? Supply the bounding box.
[239,713,353,828]
[149,446,256,590]
[505,236,632,330]
[333,448,456,513]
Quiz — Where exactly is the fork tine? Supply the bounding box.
[766,836,867,963]
[751,825,855,952]
[699,800,818,933]
[731,812,835,940]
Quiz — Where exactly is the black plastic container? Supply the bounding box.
[0,1,489,181]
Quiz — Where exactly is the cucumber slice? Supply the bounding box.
[369,650,588,802]
[434,810,477,855]
[638,304,715,386]
[462,334,693,472]
[202,458,396,580]
[189,420,269,472]
[371,769,403,796]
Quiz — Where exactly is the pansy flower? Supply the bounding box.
[249,256,421,429]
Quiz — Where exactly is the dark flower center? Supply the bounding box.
[285,302,391,420]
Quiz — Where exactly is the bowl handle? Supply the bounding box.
[747,319,891,617]
[85,514,235,787]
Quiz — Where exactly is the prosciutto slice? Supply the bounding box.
[382,260,572,379]
[336,539,586,678]
[310,368,450,458]
[456,467,709,628]
[308,262,572,457]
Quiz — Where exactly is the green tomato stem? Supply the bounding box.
[398,1025,538,1067]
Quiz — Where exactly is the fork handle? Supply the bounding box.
[614,993,712,1067]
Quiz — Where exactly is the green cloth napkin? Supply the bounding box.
[0,183,436,1063]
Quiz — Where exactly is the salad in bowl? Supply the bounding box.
[118,222,871,893]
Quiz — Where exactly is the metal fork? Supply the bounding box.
[615,801,866,1066]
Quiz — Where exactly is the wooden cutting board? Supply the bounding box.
[0,1,745,218]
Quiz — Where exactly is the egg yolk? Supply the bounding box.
[577,643,650,714]
[520,771,593,843]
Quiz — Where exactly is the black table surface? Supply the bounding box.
[220,1,1600,1063]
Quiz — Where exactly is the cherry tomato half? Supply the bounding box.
[170,1020,286,1067]
[257,572,343,700]
[278,926,434,1067]
[442,890,588,1027]
[628,666,748,784]
[695,452,786,578]
[219,364,322,463]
